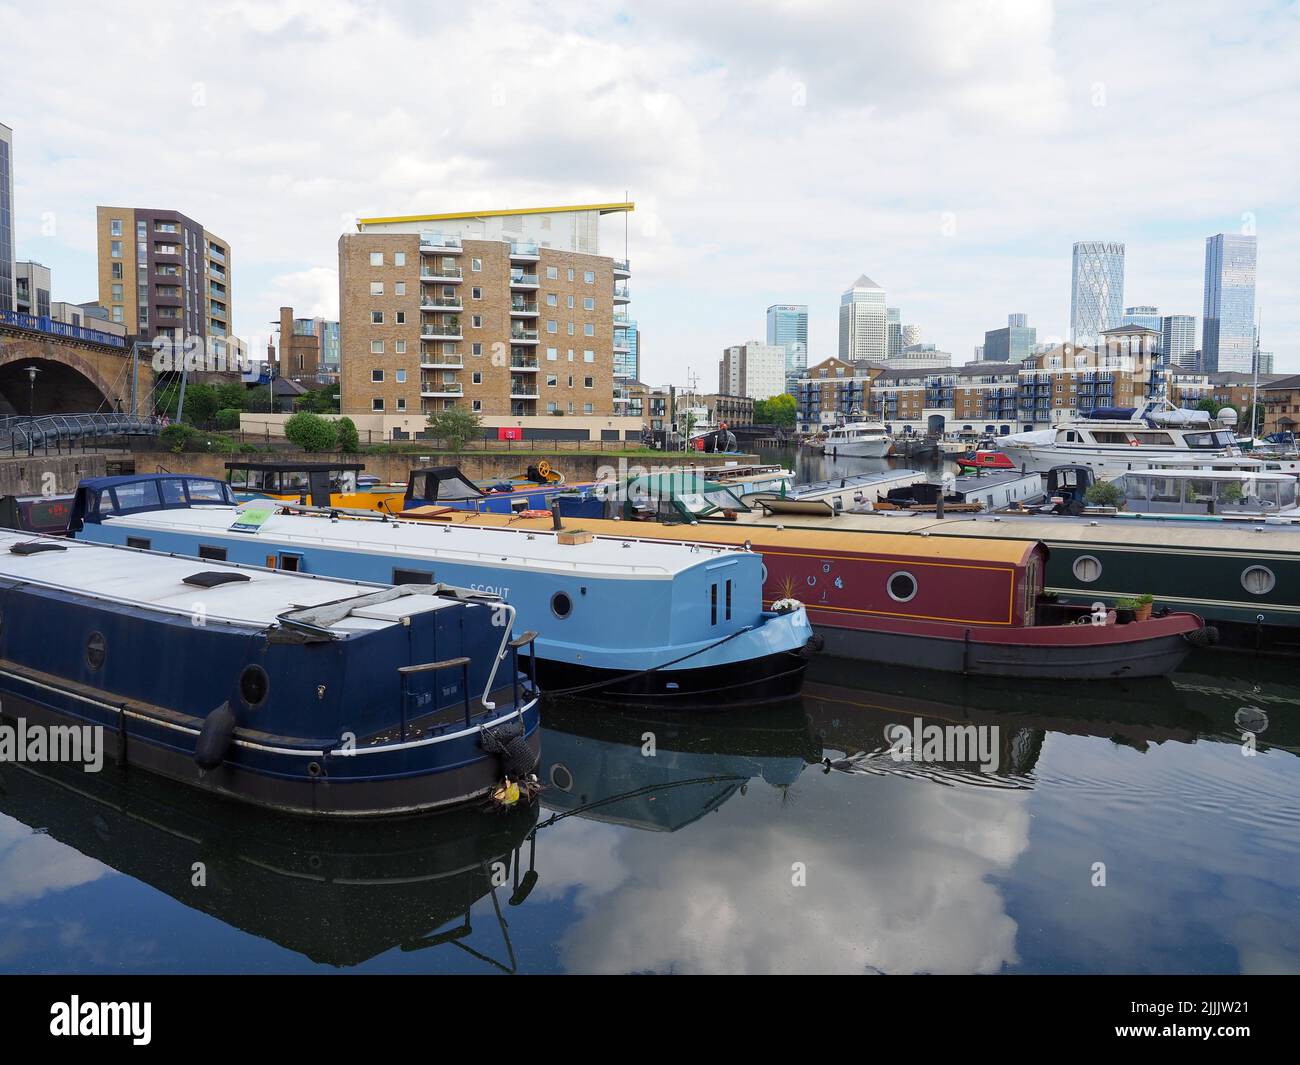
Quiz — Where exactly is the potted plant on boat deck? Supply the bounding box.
[1113,597,1141,624]
[1134,593,1154,622]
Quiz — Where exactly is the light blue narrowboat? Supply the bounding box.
[69,474,817,708]
[0,524,540,816]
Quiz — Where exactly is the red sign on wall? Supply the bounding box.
[497,427,523,441]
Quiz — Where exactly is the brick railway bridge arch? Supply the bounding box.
[0,328,156,417]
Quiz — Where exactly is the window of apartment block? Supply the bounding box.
[567,295,575,309]
[370,282,383,295]
[395,340,406,354]
[110,241,122,258]
[441,285,454,299]
[471,315,482,328]
[472,371,482,384]
[372,370,384,382]
[546,293,558,307]
[373,398,384,411]
[472,287,482,300]
[370,252,384,266]
[112,262,123,279]
[396,397,406,411]
[584,376,594,388]
[546,374,558,387]
[395,282,406,296]
[584,324,594,336]
[567,269,575,281]
[372,311,384,324]
[472,400,482,412]
[394,252,406,267]
[584,271,595,283]
[567,322,575,336]
[584,297,594,310]
[567,349,575,361]
[472,342,483,355]
[584,403,593,414]
[110,219,122,237]
[547,321,558,333]
[584,350,595,363]
[111,306,123,323]
[371,340,384,354]
[395,311,405,325]
[567,375,574,387]
[546,347,558,361]
[546,267,558,280]
[548,401,558,413]
[396,370,407,383]
[111,284,123,301]
[471,258,482,272]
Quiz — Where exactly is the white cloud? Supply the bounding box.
[2,0,1295,384]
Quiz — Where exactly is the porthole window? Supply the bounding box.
[1073,555,1103,583]
[549,762,574,792]
[887,571,917,603]
[551,591,573,619]
[1241,565,1276,595]
[86,632,107,670]
[239,664,270,708]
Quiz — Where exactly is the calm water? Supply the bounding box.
[3,448,1298,974]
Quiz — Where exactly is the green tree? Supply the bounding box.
[753,394,796,428]
[180,383,222,426]
[1084,479,1124,507]
[295,386,340,414]
[284,411,339,452]
[335,416,360,453]
[426,406,482,450]
[216,382,249,410]
[1195,398,1220,415]
[215,408,242,430]
[159,423,197,454]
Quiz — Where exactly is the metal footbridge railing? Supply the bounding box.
[1,413,162,453]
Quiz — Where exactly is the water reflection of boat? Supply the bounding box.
[537,701,820,832]
[801,657,1240,784]
[0,759,539,969]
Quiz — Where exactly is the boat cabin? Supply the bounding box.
[69,474,237,532]
[0,493,76,535]
[1110,469,1299,516]
[226,461,367,506]
[404,467,489,507]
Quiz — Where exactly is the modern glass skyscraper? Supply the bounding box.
[1122,305,1162,332]
[1203,233,1257,374]
[838,276,887,361]
[1161,315,1196,367]
[766,303,808,376]
[1070,241,1125,347]
[0,122,14,315]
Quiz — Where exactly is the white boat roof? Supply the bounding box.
[98,505,743,578]
[0,529,458,634]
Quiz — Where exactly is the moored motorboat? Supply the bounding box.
[823,421,893,457]
[68,474,817,708]
[0,527,540,816]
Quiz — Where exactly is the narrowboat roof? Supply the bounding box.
[417,510,1042,567]
[225,461,367,473]
[0,529,461,633]
[96,505,749,578]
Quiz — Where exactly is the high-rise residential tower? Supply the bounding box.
[766,303,808,378]
[1161,314,1197,367]
[1203,233,1257,374]
[95,206,232,353]
[339,201,632,420]
[983,315,1037,361]
[1122,305,1162,332]
[1070,241,1125,347]
[719,341,786,401]
[0,122,14,314]
[838,275,887,362]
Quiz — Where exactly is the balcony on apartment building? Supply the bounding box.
[510,354,539,372]
[612,259,631,279]
[510,298,539,317]
[509,326,539,345]
[421,265,463,282]
[612,284,630,304]
[419,234,463,254]
[510,401,537,417]
[509,270,539,289]
[207,244,226,263]
[209,301,227,319]
[613,332,630,352]
[419,316,462,340]
[421,295,463,312]
[508,240,541,262]
[420,350,463,369]
[509,378,539,399]
[421,377,463,398]
[153,287,183,306]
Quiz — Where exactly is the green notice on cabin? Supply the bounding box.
[230,506,275,534]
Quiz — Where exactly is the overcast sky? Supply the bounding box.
[4,0,1296,385]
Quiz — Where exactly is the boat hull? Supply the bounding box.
[814,613,1203,679]
[997,441,1238,477]
[0,680,541,817]
[824,439,892,458]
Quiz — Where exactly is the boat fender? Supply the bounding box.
[802,634,825,656]
[480,718,538,779]
[194,701,239,770]
[1182,626,1220,648]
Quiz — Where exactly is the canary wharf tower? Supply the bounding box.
[1070,241,1125,347]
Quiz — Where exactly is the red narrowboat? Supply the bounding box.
[409,512,1213,680]
[956,449,1017,473]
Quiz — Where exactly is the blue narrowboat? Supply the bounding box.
[0,524,540,816]
[69,474,817,707]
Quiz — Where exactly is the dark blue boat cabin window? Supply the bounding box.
[711,583,718,625]
[726,579,732,621]
[393,568,434,585]
[126,536,151,550]
[198,544,227,562]
[279,553,303,572]
[112,480,162,511]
